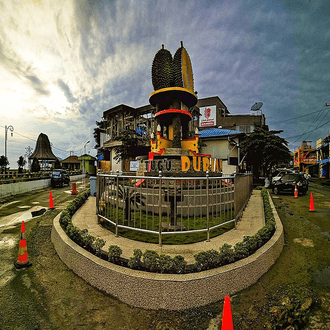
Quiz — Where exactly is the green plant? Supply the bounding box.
[172,255,187,274]
[219,243,234,265]
[143,250,159,272]
[82,234,95,250]
[108,245,122,263]
[93,238,105,256]
[194,249,220,271]
[158,254,173,274]
[233,241,250,260]
[128,249,143,270]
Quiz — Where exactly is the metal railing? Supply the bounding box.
[96,172,252,245]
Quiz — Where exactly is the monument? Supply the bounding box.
[138,42,222,176]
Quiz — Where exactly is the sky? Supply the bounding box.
[1,0,330,168]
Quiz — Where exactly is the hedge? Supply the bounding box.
[59,188,277,274]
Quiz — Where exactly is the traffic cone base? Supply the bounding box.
[14,221,32,269]
[309,192,315,212]
[71,182,78,195]
[49,190,54,209]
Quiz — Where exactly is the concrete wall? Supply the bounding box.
[0,179,51,198]
[0,174,86,198]
[51,193,284,311]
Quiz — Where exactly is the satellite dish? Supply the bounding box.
[251,102,263,111]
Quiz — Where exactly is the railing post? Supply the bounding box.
[206,171,210,241]
[115,170,119,237]
[158,170,162,246]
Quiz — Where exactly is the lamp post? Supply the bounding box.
[83,140,90,174]
[4,125,14,161]
[82,141,90,189]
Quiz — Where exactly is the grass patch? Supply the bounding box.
[99,207,235,244]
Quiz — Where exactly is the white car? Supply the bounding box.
[271,169,294,185]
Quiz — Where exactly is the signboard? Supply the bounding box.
[130,160,140,172]
[200,105,216,127]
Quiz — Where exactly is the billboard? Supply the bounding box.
[200,105,216,127]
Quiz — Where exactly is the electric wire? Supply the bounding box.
[0,124,87,156]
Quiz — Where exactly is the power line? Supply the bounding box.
[0,125,88,155]
[270,108,328,124]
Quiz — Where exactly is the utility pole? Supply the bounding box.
[4,125,14,162]
[25,146,33,170]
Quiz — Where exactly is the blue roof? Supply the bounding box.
[200,128,243,138]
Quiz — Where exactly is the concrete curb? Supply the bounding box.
[51,191,284,310]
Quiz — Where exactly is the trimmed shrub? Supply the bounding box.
[158,254,173,274]
[233,241,250,260]
[93,238,105,256]
[82,234,95,250]
[172,255,187,274]
[219,243,234,265]
[143,250,159,272]
[194,249,220,271]
[128,249,143,270]
[108,245,122,263]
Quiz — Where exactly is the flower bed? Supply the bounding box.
[59,188,276,274]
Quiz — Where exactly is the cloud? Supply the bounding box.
[57,78,77,103]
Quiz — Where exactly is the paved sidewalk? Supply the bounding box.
[72,190,265,264]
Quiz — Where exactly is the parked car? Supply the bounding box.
[51,169,70,188]
[271,169,294,185]
[272,173,308,195]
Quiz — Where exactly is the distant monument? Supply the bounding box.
[29,133,58,168]
[138,42,222,175]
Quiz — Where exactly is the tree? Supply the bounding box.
[54,159,61,169]
[0,155,9,171]
[240,128,291,178]
[93,120,106,150]
[113,129,145,163]
[17,156,26,173]
[31,157,40,172]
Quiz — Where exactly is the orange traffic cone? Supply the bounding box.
[294,185,298,198]
[309,192,315,212]
[71,182,78,195]
[221,295,234,330]
[14,221,32,269]
[49,190,54,209]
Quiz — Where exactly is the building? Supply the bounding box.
[199,128,245,174]
[293,141,317,174]
[60,155,81,171]
[78,154,97,175]
[316,134,330,178]
[197,96,268,133]
[29,133,58,169]
[96,96,266,173]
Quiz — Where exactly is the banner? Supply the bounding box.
[200,105,216,127]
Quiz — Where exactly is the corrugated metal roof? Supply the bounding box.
[200,128,243,138]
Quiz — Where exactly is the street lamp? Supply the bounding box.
[83,140,90,175]
[4,125,14,161]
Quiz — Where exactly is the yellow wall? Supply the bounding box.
[99,161,111,172]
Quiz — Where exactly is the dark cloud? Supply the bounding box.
[57,79,77,103]
[25,74,50,96]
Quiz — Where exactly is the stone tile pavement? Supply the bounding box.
[72,190,264,264]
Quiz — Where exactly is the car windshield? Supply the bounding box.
[282,174,303,182]
[52,170,61,175]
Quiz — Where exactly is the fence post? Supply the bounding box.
[158,170,162,246]
[115,170,119,237]
[206,171,210,241]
